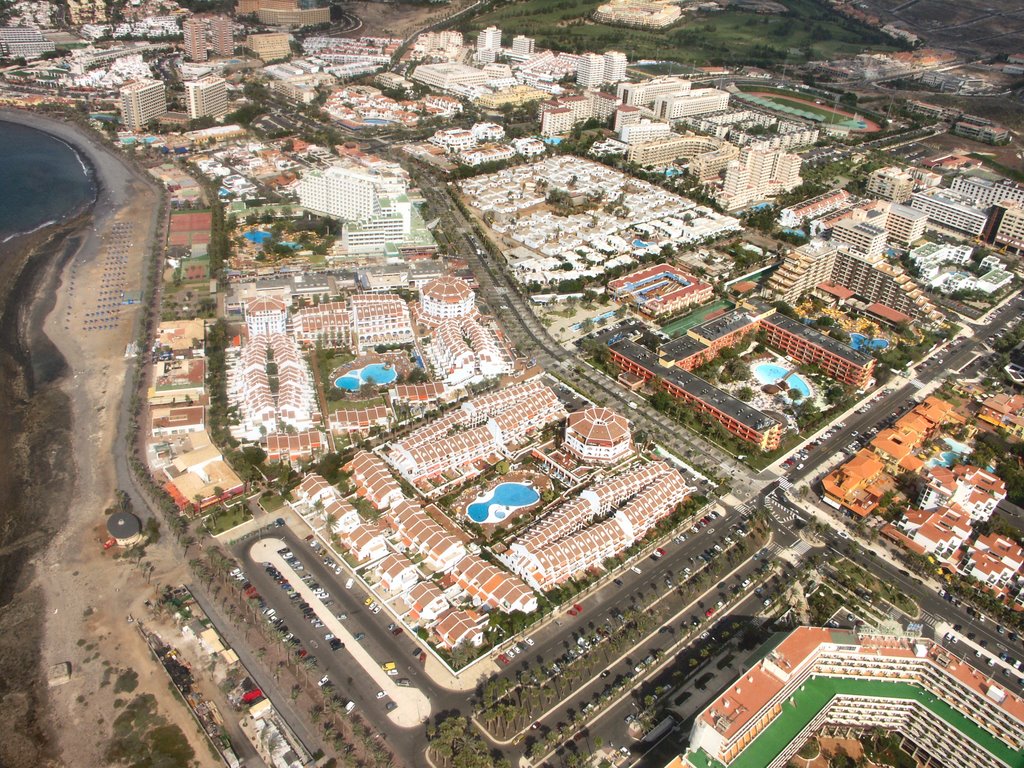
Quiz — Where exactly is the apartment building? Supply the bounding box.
[960,533,1024,597]
[245,32,291,62]
[979,393,1024,439]
[346,451,405,510]
[185,75,228,120]
[867,166,916,203]
[718,148,802,211]
[387,380,566,480]
[651,87,730,121]
[919,464,1007,523]
[889,507,973,560]
[608,263,713,317]
[984,200,1024,254]
[564,406,632,464]
[676,626,1024,768]
[244,297,288,336]
[119,79,167,131]
[209,16,234,56]
[0,26,56,59]
[297,163,381,221]
[386,499,467,572]
[618,76,693,108]
[610,339,784,451]
[778,189,852,228]
[348,294,413,352]
[760,313,875,388]
[183,17,207,62]
[539,91,618,136]
[504,461,691,590]
[766,235,938,322]
[831,216,888,260]
[410,62,489,93]
[952,174,1024,209]
[766,239,839,303]
[291,301,349,347]
[911,189,989,237]
[626,133,731,168]
[228,332,317,439]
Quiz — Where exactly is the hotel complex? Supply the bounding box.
[607,300,874,450]
[673,626,1024,768]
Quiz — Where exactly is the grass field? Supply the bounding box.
[734,86,881,130]
[463,0,896,66]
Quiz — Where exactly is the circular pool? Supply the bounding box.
[467,482,540,524]
[334,363,398,391]
[752,362,812,401]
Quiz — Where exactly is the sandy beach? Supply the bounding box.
[0,110,214,767]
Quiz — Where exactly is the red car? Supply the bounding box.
[705,608,715,617]
[656,547,667,557]
[568,607,578,616]
[498,654,510,664]
[242,689,264,704]
[573,603,583,613]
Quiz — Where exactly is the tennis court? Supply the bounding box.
[660,300,734,338]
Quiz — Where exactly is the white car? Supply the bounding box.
[371,604,382,614]
[376,690,387,699]
[525,637,535,647]
[345,578,354,589]
[318,675,330,687]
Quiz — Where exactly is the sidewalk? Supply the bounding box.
[186,583,323,759]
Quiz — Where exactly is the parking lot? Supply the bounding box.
[237,533,438,744]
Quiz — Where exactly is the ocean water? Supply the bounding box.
[0,120,96,241]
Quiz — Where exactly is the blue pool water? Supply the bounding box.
[781,228,806,237]
[363,118,392,125]
[244,230,272,244]
[467,483,540,524]
[633,239,651,248]
[543,137,563,145]
[928,437,972,468]
[572,309,616,332]
[849,333,890,351]
[334,363,398,391]
[752,362,812,400]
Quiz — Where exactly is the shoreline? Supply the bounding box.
[0,107,160,768]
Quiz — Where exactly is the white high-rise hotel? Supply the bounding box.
[576,50,628,88]
[298,165,382,222]
[185,75,228,120]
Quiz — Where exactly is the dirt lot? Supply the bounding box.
[859,0,1024,56]
[344,0,479,38]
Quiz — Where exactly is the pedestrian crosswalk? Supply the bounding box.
[909,377,925,389]
[790,539,812,557]
[736,501,755,515]
[777,478,793,491]
[919,610,938,627]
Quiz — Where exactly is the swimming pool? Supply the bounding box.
[244,230,272,244]
[752,362,812,400]
[928,437,972,468]
[334,363,398,391]
[467,482,540,524]
[849,333,889,351]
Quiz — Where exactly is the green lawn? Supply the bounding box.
[203,505,253,536]
[463,0,895,65]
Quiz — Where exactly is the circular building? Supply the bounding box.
[564,406,632,464]
[420,276,475,322]
[106,511,143,547]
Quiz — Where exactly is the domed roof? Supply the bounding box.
[422,276,473,304]
[567,406,631,444]
[107,511,142,540]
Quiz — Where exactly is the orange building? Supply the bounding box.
[821,449,890,517]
